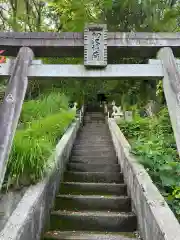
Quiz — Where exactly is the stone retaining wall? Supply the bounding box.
[0,187,27,232]
[0,117,81,240]
[108,118,180,240]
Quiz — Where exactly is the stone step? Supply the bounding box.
[84,116,105,119]
[74,142,113,147]
[76,135,110,139]
[84,115,104,117]
[77,133,109,136]
[79,128,109,131]
[77,132,110,136]
[84,114,104,117]
[84,118,105,121]
[80,128,108,131]
[82,122,106,124]
[78,131,110,134]
[76,141,113,145]
[67,163,120,172]
[77,134,110,137]
[85,112,104,115]
[71,151,115,158]
[80,130,108,132]
[55,195,131,212]
[44,231,137,240]
[83,115,104,117]
[74,137,111,141]
[72,149,115,153]
[84,120,105,123]
[77,134,110,138]
[79,127,108,129]
[80,129,108,132]
[71,150,115,156]
[81,124,107,126]
[70,156,118,164]
[84,122,105,124]
[49,210,137,232]
[73,145,114,150]
[75,134,110,138]
[84,117,105,119]
[76,137,112,141]
[80,126,108,129]
[78,139,112,144]
[72,147,114,152]
[82,121,106,123]
[79,137,112,142]
[60,182,127,196]
[64,172,124,183]
[81,123,107,125]
[72,146,114,151]
[80,134,109,136]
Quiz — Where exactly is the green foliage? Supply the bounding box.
[3,92,75,190]
[168,187,180,216]
[1,0,179,33]
[105,0,180,31]
[151,107,174,134]
[5,110,75,189]
[156,80,164,103]
[20,92,69,124]
[119,118,150,139]
[119,107,180,220]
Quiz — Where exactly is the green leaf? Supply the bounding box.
[160,175,177,187]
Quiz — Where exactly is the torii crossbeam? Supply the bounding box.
[0,31,180,58]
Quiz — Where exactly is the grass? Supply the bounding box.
[3,92,76,190]
[20,92,69,124]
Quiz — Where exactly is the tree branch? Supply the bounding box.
[31,0,39,13]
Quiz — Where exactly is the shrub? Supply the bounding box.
[20,92,69,124]
[119,118,150,139]
[119,107,180,220]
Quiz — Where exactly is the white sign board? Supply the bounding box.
[84,24,107,67]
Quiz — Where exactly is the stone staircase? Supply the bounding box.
[43,112,138,240]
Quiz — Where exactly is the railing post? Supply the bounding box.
[157,47,180,156]
[0,47,34,190]
[80,105,84,125]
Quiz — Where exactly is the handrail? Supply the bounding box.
[157,47,180,156]
[0,47,34,190]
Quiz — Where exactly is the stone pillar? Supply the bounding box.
[124,111,133,121]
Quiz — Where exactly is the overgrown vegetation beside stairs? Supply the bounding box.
[3,92,76,190]
[119,108,180,221]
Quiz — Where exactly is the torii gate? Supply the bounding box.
[0,24,180,190]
